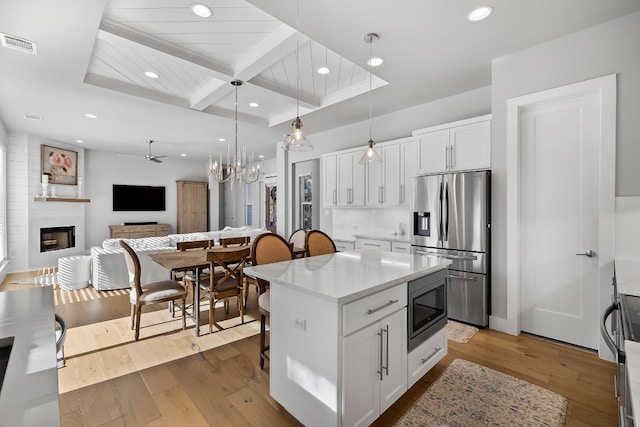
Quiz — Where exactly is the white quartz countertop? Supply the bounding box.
[244,249,451,304]
[617,258,640,297]
[0,287,60,426]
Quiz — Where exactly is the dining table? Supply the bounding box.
[149,246,249,336]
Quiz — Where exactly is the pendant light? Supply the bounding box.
[284,0,313,151]
[359,33,382,164]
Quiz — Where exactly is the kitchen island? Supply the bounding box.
[0,286,60,426]
[244,249,450,427]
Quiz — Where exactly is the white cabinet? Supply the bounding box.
[366,143,401,206]
[323,155,337,207]
[400,138,418,206]
[342,306,407,427]
[356,238,391,251]
[414,115,491,174]
[337,151,365,206]
[407,327,447,388]
[335,240,355,252]
[391,241,411,254]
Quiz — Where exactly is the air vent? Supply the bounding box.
[1,33,37,55]
[23,114,42,121]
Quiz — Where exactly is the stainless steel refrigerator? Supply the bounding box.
[410,170,490,327]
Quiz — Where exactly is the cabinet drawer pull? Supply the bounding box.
[420,347,442,364]
[364,243,381,247]
[367,299,399,315]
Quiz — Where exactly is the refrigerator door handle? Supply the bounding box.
[439,182,444,244]
[444,182,449,242]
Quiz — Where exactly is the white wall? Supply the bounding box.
[0,119,8,282]
[84,150,211,248]
[490,11,640,321]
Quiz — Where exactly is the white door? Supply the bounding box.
[519,92,601,349]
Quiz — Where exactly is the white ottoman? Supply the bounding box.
[57,255,92,290]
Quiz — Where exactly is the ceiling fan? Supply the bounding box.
[119,140,168,163]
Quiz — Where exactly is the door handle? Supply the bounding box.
[576,250,596,257]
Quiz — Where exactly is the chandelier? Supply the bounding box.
[208,80,263,187]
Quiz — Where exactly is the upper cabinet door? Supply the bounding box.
[383,144,401,206]
[449,120,491,172]
[337,151,365,206]
[418,129,450,174]
[416,115,491,174]
[400,139,418,206]
[323,155,337,207]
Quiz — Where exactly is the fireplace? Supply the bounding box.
[40,226,76,252]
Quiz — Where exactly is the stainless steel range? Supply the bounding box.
[410,171,491,327]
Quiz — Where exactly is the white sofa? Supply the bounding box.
[90,227,270,291]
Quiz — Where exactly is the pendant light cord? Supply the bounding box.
[369,37,373,142]
[295,0,300,118]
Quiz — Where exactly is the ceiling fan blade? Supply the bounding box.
[150,157,163,163]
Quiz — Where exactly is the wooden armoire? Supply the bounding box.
[176,180,208,233]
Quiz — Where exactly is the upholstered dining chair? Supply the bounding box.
[305,229,337,257]
[251,233,294,369]
[288,228,307,258]
[185,246,250,334]
[120,241,186,341]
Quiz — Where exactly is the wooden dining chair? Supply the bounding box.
[175,239,213,312]
[288,228,307,258]
[186,246,250,334]
[305,229,337,257]
[220,236,250,247]
[120,241,186,341]
[251,233,294,369]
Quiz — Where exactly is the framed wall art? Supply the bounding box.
[41,144,78,185]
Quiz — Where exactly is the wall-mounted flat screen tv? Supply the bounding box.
[113,184,166,211]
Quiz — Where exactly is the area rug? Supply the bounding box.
[445,320,479,343]
[394,359,568,427]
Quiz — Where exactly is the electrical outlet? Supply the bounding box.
[293,316,306,331]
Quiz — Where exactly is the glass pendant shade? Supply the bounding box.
[284,117,313,151]
[359,139,382,164]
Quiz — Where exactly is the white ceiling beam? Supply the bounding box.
[189,80,230,111]
[250,75,320,109]
[233,24,298,82]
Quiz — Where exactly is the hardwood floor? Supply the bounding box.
[2,272,617,426]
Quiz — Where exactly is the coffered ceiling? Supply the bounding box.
[0,0,639,161]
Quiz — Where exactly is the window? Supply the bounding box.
[299,174,312,230]
[245,182,253,226]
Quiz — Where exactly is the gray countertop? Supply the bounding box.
[0,287,60,426]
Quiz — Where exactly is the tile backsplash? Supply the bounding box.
[330,207,411,241]
[616,196,640,258]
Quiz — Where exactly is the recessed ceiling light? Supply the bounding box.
[145,71,159,79]
[467,6,493,22]
[367,57,383,67]
[218,138,226,142]
[180,153,187,157]
[317,67,331,75]
[191,3,212,18]
[85,113,98,119]
[249,102,259,108]
[75,139,84,144]
[258,155,264,159]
